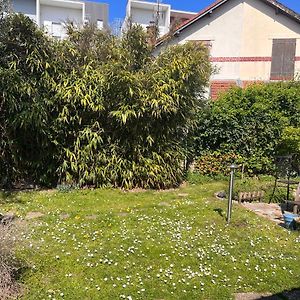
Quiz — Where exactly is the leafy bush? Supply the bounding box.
[55,30,212,189]
[277,127,300,175]
[194,151,242,177]
[279,127,300,155]
[0,14,59,187]
[0,15,212,189]
[194,82,300,175]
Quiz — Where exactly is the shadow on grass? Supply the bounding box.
[0,191,24,204]
[260,288,300,300]
[214,208,225,218]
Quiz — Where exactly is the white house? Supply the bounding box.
[155,0,300,99]
[11,0,109,39]
[123,0,196,37]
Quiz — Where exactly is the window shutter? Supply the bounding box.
[282,39,296,78]
[271,39,296,80]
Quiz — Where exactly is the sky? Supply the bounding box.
[90,0,300,23]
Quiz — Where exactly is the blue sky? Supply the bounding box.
[92,0,300,22]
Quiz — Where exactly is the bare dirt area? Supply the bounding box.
[0,222,24,300]
[25,211,45,220]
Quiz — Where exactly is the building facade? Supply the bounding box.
[11,0,109,39]
[123,0,196,37]
[155,0,300,99]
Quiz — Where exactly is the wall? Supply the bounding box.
[85,2,109,27]
[131,7,167,27]
[155,0,300,98]
[40,4,83,38]
[12,0,36,21]
[240,0,300,80]
[157,0,245,80]
[124,1,171,37]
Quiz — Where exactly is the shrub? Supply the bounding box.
[194,82,300,175]
[0,14,59,187]
[55,32,212,189]
[279,126,300,155]
[0,16,212,189]
[194,151,242,177]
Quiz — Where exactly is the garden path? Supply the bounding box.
[241,202,283,225]
[235,289,300,300]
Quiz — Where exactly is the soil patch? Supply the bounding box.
[158,202,171,207]
[85,215,97,220]
[117,212,129,217]
[178,193,189,197]
[59,213,70,220]
[25,212,45,220]
[123,188,147,193]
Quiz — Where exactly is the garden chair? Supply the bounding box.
[270,155,299,203]
[280,183,300,215]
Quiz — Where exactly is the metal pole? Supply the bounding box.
[227,164,238,224]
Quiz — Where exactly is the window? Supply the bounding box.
[52,22,62,34]
[270,39,296,80]
[43,20,52,33]
[97,20,104,29]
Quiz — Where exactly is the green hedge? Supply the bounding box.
[194,82,300,175]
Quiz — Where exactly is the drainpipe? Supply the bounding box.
[82,2,85,25]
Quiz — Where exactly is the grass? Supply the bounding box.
[0,180,300,300]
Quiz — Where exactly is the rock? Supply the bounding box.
[235,290,300,300]
[282,289,300,300]
[0,214,16,225]
[216,191,227,199]
[117,212,129,217]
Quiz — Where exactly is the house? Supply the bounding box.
[123,0,196,37]
[155,0,300,99]
[11,0,109,39]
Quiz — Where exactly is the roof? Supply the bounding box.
[156,0,300,47]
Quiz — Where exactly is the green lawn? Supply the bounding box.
[1,181,300,300]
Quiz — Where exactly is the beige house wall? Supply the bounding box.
[177,0,244,58]
[239,0,300,80]
[155,0,245,80]
[156,0,300,84]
